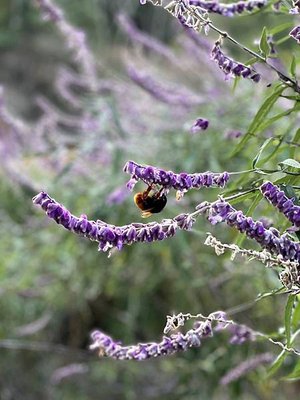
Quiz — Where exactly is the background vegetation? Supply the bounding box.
[0,1,299,399]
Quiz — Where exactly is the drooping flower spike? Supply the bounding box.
[260,182,300,228]
[189,0,267,17]
[211,42,261,83]
[32,192,197,254]
[123,161,230,194]
[90,311,256,361]
[201,198,300,263]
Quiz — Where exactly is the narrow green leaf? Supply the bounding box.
[252,138,273,168]
[279,159,300,169]
[232,84,285,156]
[292,298,300,329]
[283,359,300,380]
[269,22,294,35]
[267,349,287,377]
[259,27,270,58]
[285,294,296,346]
[255,107,297,134]
[290,55,297,79]
[290,128,300,159]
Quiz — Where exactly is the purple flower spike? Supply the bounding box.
[289,26,300,44]
[211,42,261,83]
[189,0,267,17]
[260,182,300,228]
[123,161,230,193]
[32,192,198,253]
[204,198,300,263]
[190,118,209,134]
[90,311,257,361]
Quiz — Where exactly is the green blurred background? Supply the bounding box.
[0,1,299,399]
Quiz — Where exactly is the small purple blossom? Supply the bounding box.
[202,198,300,263]
[189,0,267,17]
[190,118,209,133]
[32,192,197,253]
[123,161,230,193]
[211,42,261,83]
[260,182,300,228]
[289,26,300,44]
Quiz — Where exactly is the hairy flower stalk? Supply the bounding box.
[202,198,300,263]
[32,192,197,253]
[90,312,255,360]
[123,161,229,194]
[289,26,300,44]
[205,234,300,289]
[260,182,300,228]
[35,0,98,90]
[189,0,267,17]
[211,42,261,82]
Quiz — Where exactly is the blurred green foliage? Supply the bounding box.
[0,1,299,399]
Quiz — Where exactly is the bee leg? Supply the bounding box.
[154,187,164,198]
[142,185,153,199]
[141,211,152,218]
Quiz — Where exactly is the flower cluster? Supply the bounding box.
[260,182,300,228]
[123,160,230,193]
[202,198,300,263]
[289,26,300,44]
[90,312,255,361]
[211,42,261,83]
[190,118,209,133]
[32,192,196,254]
[189,0,267,17]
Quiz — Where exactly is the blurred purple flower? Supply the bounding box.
[127,65,204,107]
[190,118,209,133]
[35,0,98,90]
[106,186,130,205]
[220,353,273,385]
[261,182,300,227]
[225,130,243,139]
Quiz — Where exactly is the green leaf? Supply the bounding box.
[232,84,285,156]
[285,294,296,346]
[269,22,294,35]
[252,138,274,168]
[284,359,300,380]
[279,159,300,170]
[290,55,297,79]
[290,128,300,159]
[259,27,270,58]
[267,349,287,378]
[255,107,298,134]
[292,298,300,329]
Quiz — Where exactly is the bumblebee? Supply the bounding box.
[134,185,167,218]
